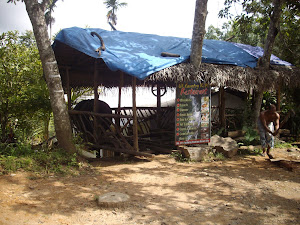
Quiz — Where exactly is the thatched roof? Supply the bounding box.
[53,27,300,91]
[146,62,300,91]
[55,39,299,90]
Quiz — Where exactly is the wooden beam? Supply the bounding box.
[132,77,139,151]
[219,87,226,132]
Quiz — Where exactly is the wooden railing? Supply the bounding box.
[113,107,175,136]
[69,107,175,156]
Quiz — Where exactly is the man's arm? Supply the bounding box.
[273,113,280,136]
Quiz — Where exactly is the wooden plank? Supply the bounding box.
[69,110,132,119]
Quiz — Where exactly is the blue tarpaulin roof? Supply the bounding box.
[53,27,292,80]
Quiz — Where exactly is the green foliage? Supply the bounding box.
[281,87,300,136]
[240,125,260,146]
[104,0,128,26]
[274,141,294,149]
[206,25,225,40]
[0,155,33,173]
[262,91,276,110]
[202,151,226,162]
[0,143,33,157]
[237,147,262,156]
[205,23,235,41]
[0,31,51,143]
[70,87,93,108]
[170,151,191,163]
[218,0,300,66]
[32,150,79,174]
[214,152,226,160]
[0,143,80,175]
[241,98,253,128]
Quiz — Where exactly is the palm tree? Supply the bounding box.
[103,0,127,28]
[44,0,63,38]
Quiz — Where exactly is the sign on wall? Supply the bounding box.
[175,82,211,146]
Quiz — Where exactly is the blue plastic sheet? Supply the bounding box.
[53,27,292,80]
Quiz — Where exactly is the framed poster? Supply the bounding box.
[175,82,211,146]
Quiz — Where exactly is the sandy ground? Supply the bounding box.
[0,147,300,225]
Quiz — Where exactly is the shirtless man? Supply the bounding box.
[257,104,280,159]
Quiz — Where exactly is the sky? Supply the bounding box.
[0,0,241,38]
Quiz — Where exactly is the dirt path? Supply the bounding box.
[0,148,300,225]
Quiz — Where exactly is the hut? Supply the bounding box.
[52,27,299,157]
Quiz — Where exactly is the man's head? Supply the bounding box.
[268,104,277,112]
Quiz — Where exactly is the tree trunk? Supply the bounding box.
[258,0,283,68]
[252,88,264,128]
[190,0,208,68]
[24,0,77,154]
[253,0,283,125]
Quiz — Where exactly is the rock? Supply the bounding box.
[96,192,130,208]
[208,135,239,158]
[178,145,211,161]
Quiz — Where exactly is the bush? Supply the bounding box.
[0,143,80,175]
[239,126,260,146]
[0,143,34,157]
[0,155,34,173]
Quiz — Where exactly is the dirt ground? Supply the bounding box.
[0,147,300,225]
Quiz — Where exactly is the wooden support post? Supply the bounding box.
[219,87,226,134]
[118,71,124,128]
[66,67,71,110]
[132,77,139,151]
[157,83,161,128]
[93,60,99,139]
[93,60,99,112]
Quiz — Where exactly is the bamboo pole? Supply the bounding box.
[132,77,139,151]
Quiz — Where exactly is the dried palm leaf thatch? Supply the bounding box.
[146,63,300,91]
